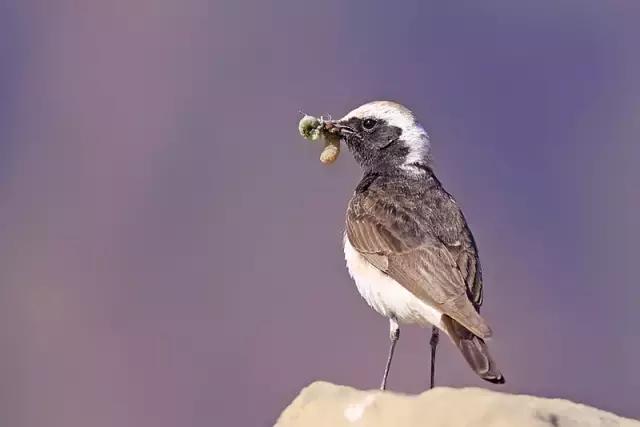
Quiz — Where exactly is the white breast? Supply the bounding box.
[344,236,443,328]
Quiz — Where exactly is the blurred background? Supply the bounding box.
[1,1,639,425]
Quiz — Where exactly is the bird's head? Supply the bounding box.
[325,101,431,172]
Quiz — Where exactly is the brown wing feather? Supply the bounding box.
[451,244,483,309]
[347,207,492,338]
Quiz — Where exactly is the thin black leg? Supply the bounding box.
[380,318,400,390]
[429,326,440,389]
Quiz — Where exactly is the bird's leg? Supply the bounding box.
[380,317,399,391]
[429,325,440,389]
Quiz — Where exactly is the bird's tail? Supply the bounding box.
[442,316,505,384]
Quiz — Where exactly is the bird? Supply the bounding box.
[323,100,505,390]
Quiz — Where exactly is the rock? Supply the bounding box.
[275,381,639,427]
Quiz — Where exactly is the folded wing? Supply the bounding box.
[346,197,492,338]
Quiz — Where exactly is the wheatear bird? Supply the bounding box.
[324,101,505,389]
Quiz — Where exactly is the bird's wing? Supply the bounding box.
[444,231,483,309]
[346,196,492,338]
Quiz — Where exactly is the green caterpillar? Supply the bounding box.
[298,115,341,164]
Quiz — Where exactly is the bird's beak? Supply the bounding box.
[323,120,360,140]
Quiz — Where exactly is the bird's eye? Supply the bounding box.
[362,118,377,130]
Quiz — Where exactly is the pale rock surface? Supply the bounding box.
[275,381,639,427]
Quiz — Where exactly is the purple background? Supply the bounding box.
[1,1,639,425]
